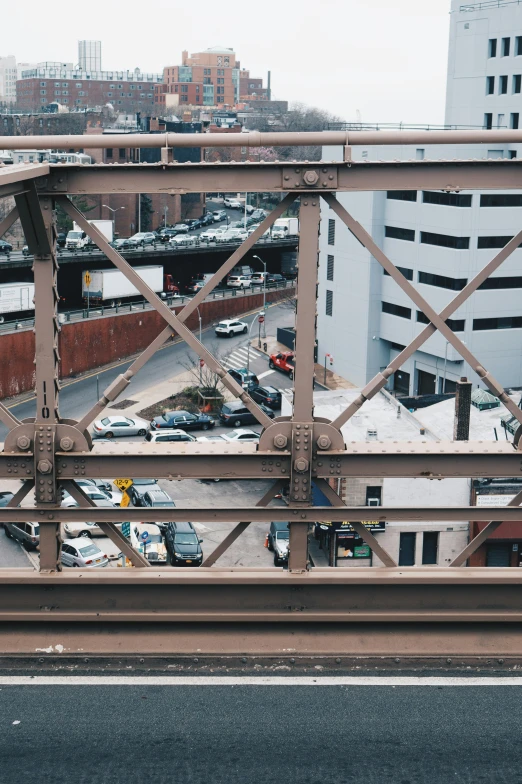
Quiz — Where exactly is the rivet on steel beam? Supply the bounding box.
[16,435,31,451]
[290,658,295,664]
[37,459,52,475]
[294,457,309,472]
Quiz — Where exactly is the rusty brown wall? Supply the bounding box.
[1,287,294,399]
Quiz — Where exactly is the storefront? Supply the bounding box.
[314,520,386,567]
[470,485,522,567]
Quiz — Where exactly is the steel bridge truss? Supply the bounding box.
[1,130,522,664]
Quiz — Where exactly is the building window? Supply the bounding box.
[40,90,46,95]
[399,532,416,566]
[511,113,520,129]
[181,85,188,92]
[418,271,467,290]
[481,193,522,207]
[422,532,439,565]
[489,38,497,57]
[119,149,126,159]
[477,235,522,249]
[62,90,68,95]
[384,225,415,242]
[366,486,382,506]
[422,191,472,207]
[416,311,465,331]
[502,37,511,56]
[55,82,60,87]
[484,113,493,129]
[382,301,411,320]
[386,190,417,202]
[106,148,113,158]
[486,75,495,94]
[473,316,522,330]
[75,82,82,88]
[383,266,413,281]
[513,74,521,93]
[500,75,508,93]
[326,254,334,281]
[130,84,135,90]
[517,36,522,55]
[54,90,61,95]
[62,82,68,87]
[40,81,46,87]
[107,92,112,97]
[478,275,522,289]
[325,290,333,316]
[328,219,335,245]
[420,231,470,250]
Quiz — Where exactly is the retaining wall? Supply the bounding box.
[1,287,294,399]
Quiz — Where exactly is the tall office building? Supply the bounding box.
[317,0,522,395]
[78,40,101,72]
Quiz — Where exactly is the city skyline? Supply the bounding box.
[3,0,450,123]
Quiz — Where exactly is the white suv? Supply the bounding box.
[215,319,248,337]
[224,198,242,209]
[227,275,251,289]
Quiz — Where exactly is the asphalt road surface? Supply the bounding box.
[1,677,522,783]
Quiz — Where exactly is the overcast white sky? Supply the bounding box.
[8,0,451,124]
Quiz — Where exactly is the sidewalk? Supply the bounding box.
[253,337,356,391]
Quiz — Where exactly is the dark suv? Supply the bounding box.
[165,522,203,566]
[150,410,215,431]
[250,385,282,409]
[227,368,259,391]
[219,400,275,427]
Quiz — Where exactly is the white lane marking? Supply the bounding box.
[257,370,275,380]
[1,676,522,686]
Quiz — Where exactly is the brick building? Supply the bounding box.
[157,47,267,110]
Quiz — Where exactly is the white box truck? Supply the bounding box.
[82,265,164,306]
[66,220,114,251]
[272,218,299,238]
[0,282,35,320]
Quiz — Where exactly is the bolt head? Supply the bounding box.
[37,459,52,475]
[303,170,319,185]
[16,436,31,451]
[317,435,331,450]
[274,434,288,449]
[294,457,309,472]
[59,437,74,452]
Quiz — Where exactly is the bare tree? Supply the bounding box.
[180,342,232,398]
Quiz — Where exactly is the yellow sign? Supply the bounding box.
[120,492,130,508]
[84,271,92,287]
[114,478,133,491]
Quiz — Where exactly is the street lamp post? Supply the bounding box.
[244,192,248,230]
[247,313,263,372]
[252,254,267,342]
[196,306,203,386]
[102,205,125,238]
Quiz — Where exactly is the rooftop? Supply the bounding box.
[413,393,521,442]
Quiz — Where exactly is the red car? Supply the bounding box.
[269,351,295,379]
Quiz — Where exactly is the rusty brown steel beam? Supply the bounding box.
[29,159,522,197]
[4,128,522,151]
[0,204,19,239]
[2,505,522,525]
[14,184,52,256]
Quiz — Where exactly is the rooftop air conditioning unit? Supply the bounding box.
[367,498,380,507]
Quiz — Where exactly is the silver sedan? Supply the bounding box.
[92,416,150,439]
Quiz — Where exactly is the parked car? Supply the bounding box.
[165,522,203,566]
[150,410,215,431]
[0,239,13,254]
[267,522,289,566]
[245,204,255,215]
[169,234,197,247]
[269,351,295,379]
[212,210,227,222]
[145,429,197,443]
[221,429,260,443]
[215,319,248,337]
[92,416,150,438]
[111,237,138,251]
[250,272,267,285]
[227,275,251,288]
[219,400,275,427]
[75,483,123,506]
[129,232,156,247]
[224,198,242,209]
[157,228,181,242]
[61,538,109,568]
[74,479,113,494]
[251,209,267,221]
[172,223,189,234]
[250,385,282,409]
[247,224,261,236]
[141,488,176,509]
[61,492,116,510]
[200,213,214,226]
[0,491,14,510]
[57,232,67,248]
[227,368,259,391]
[4,521,39,550]
[63,521,106,538]
[128,479,158,506]
[129,523,168,564]
[186,218,202,231]
[216,229,248,244]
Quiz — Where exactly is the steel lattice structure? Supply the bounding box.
[1,129,522,664]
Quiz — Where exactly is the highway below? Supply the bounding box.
[0,676,521,783]
[1,301,295,441]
